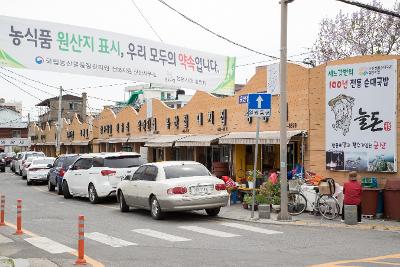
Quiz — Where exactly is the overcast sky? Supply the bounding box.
[0,0,397,119]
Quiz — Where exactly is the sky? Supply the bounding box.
[0,0,398,120]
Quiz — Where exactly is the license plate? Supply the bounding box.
[190,185,212,195]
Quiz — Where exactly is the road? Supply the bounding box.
[0,169,399,267]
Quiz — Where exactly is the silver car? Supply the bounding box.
[117,161,229,219]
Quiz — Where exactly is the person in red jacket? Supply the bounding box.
[341,171,362,222]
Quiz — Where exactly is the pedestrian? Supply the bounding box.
[341,171,362,223]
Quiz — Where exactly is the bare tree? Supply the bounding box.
[312,0,400,63]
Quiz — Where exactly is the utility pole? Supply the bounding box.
[277,0,292,221]
[56,86,63,156]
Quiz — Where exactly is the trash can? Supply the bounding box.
[384,179,400,220]
[361,188,380,217]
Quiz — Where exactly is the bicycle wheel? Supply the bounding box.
[317,195,340,220]
[288,192,307,216]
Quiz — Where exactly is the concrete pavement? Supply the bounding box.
[1,168,400,267]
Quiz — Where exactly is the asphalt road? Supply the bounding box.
[0,168,399,267]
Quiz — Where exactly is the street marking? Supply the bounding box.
[0,234,13,244]
[132,229,190,242]
[98,204,119,210]
[86,232,137,247]
[309,253,400,267]
[220,222,283,235]
[4,221,104,267]
[178,225,239,238]
[24,236,74,254]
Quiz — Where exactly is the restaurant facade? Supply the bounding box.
[29,54,400,185]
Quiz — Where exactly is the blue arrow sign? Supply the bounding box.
[247,93,271,117]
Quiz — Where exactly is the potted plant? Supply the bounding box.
[246,170,263,188]
[242,195,252,209]
[259,179,281,212]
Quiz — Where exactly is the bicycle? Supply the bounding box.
[288,178,340,220]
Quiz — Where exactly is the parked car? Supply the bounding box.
[4,152,15,166]
[116,161,229,220]
[62,152,144,203]
[11,152,22,172]
[17,151,45,177]
[0,153,6,172]
[26,157,55,185]
[47,154,79,194]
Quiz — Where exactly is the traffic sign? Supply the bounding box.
[247,93,271,117]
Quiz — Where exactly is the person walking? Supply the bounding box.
[341,171,362,223]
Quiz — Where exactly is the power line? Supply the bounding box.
[0,70,56,97]
[130,0,164,42]
[336,0,400,18]
[154,0,279,60]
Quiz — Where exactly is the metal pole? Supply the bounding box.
[56,86,63,156]
[251,117,260,218]
[278,0,291,221]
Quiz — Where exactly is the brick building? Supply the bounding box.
[29,54,400,185]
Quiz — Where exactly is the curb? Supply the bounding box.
[217,214,400,233]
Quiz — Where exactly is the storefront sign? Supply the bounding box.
[0,15,236,95]
[325,60,397,172]
[238,94,248,104]
[0,138,31,146]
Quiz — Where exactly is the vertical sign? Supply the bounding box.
[325,60,397,172]
[267,63,280,95]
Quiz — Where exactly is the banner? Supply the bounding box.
[0,138,31,147]
[266,63,280,95]
[0,15,235,95]
[325,60,397,173]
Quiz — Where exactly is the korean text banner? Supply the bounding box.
[0,15,236,95]
[325,60,397,173]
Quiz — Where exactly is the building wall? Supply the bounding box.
[309,55,400,185]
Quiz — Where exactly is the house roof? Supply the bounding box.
[36,94,82,107]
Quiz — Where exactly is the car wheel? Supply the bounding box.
[1,168,5,172]
[205,207,221,217]
[62,181,73,199]
[57,181,63,195]
[27,178,32,186]
[150,196,163,220]
[48,179,55,191]
[19,169,22,176]
[119,191,129,212]
[88,184,99,204]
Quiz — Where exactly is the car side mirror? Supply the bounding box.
[124,175,132,181]
[47,164,53,168]
[70,165,77,170]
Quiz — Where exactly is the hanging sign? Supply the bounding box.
[0,15,236,95]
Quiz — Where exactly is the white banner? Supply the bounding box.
[267,63,280,95]
[0,15,236,95]
[325,60,397,173]
[0,138,31,147]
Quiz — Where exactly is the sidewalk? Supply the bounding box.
[217,203,400,232]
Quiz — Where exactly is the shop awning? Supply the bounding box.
[72,141,89,146]
[108,137,128,144]
[92,138,108,144]
[128,135,156,143]
[218,130,306,145]
[175,134,229,147]
[145,135,190,147]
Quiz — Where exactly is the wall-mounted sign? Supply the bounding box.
[0,138,30,147]
[239,94,248,104]
[0,15,236,95]
[325,60,397,173]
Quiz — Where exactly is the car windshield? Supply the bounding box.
[32,158,54,165]
[63,156,78,167]
[104,156,144,168]
[163,164,210,179]
[26,153,44,159]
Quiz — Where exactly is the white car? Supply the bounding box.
[62,152,145,204]
[26,157,55,185]
[17,151,45,177]
[116,161,229,220]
